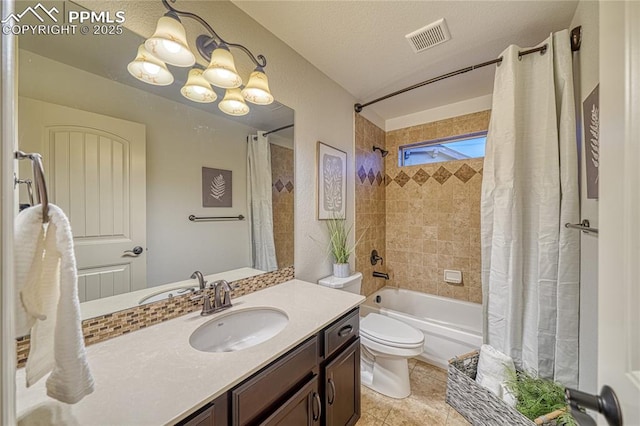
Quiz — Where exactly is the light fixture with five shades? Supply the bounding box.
[127,0,274,117]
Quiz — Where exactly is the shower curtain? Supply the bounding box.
[247,132,278,272]
[481,30,580,387]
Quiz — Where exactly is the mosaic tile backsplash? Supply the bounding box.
[17,266,295,368]
[355,114,387,297]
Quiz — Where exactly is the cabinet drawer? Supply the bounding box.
[260,375,321,426]
[232,336,318,425]
[323,309,359,359]
[176,403,214,426]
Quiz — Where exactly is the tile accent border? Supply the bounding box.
[386,163,481,187]
[17,266,295,368]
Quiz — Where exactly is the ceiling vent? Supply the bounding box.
[405,18,451,53]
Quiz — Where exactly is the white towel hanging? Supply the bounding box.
[15,204,94,404]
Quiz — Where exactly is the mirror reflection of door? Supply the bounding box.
[19,97,146,302]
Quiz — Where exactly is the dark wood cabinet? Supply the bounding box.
[177,308,360,426]
[231,337,318,426]
[260,375,321,426]
[322,339,360,426]
[177,393,227,426]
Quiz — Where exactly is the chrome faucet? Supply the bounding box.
[190,270,207,290]
[212,280,233,311]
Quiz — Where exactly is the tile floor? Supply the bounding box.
[357,359,471,426]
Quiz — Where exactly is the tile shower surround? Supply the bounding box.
[384,110,490,303]
[271,144,295,269]
[16,266,295,368]
[355,114,387,297]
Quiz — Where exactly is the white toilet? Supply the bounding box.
[318,273,425,399]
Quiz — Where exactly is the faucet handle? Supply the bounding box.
[201,294,213,316]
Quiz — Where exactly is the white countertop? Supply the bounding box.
[16,280,365,425]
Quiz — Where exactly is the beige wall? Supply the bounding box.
[355,115,386,297]
[384,111,490,303]
[270,145,294,269]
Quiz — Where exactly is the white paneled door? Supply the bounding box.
[19,98,146,302]
[599,2,640,425]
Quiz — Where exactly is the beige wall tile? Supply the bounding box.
[383,110,489,303]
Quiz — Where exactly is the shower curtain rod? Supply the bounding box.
[354,26,582,113]
[263,124,294,136]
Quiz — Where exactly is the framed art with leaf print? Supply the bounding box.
[202,167,232,207]
[317,142,346,219]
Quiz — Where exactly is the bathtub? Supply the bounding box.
[360,287,483,369]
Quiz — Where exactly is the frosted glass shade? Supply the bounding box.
[127,44,174,86]
[181,68,218,103]
[145,13,195,67]
[218,88,250,116]
[203,44,242,89]
[241,67,274,105]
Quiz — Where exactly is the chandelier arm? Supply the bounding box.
[162,0,267,68]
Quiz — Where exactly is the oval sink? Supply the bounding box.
[138,286,198,305]
[189,308,289,353]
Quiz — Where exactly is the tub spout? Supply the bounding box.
[373,271,389,280]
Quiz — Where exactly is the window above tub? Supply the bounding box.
[399,131,487,167]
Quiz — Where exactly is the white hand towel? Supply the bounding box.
[15,204,94,404]
[475,344,515,397]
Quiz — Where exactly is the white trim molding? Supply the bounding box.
[1,0,17,423]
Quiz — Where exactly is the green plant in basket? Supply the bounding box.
[504,369,577,426]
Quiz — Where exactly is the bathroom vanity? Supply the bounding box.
[182,308,361,425]
[16,280,364,425]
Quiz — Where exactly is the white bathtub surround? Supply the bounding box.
[481,29,580,387]
[16,280,364,424]
[360,287,483,369]
[15,205,94,404]
[247,132,278,272]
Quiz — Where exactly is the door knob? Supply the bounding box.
[123,246,144,257]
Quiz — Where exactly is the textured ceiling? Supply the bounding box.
[232,0,579,120]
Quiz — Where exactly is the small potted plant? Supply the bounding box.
[326,217,357,278]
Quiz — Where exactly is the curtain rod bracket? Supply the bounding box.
[571,26,582,52]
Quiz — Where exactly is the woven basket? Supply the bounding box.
[446,350,563,426]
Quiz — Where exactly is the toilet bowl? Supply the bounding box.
[318,273,425,399]
[360,312,424,398]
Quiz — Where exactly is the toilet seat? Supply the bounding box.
[360,313,424,349]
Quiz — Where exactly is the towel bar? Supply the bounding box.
[15,151,49,224]
[188,214,245,222]
[565,220,598,235]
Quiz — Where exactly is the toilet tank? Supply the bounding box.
[318,272,363,294]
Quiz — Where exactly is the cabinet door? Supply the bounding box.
[324,339,360,426]
[175,394,227,426]
[260,376,321,426]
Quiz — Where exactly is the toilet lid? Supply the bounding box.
[360,313,424,347]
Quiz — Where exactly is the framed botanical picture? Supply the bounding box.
[317,141,346,219]
[583,84,599,199]
[202,167,232,207]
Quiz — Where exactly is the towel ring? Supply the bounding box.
[15,151,49,224]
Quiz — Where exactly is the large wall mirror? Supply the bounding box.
[15,1,294,326]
